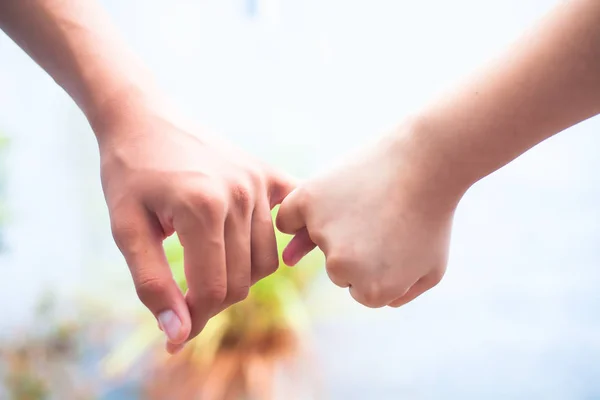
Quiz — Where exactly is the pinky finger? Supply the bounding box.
[388,273,442,308]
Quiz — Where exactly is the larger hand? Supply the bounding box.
[97,101,294,352]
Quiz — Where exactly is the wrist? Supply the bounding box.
[385,115,476,212]
[86,83,175,148]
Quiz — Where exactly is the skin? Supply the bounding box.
[0,0,295,353]
[277,0,600,308]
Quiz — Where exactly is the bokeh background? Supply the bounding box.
[3,0,600,399]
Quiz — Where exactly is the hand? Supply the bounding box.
[96,99,294,353]
[276,122,462,308]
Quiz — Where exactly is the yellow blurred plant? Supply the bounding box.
[102,210,324,400]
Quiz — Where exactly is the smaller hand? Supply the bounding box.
[276,125,460,308]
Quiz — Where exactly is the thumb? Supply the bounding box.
[111,208,191,347]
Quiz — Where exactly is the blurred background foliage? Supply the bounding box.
[0,294,110,400]
[0,209,326,400]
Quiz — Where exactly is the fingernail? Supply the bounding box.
[157,310,182,342]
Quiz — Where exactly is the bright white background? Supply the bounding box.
[3,0,600,398]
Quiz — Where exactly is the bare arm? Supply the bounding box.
[409,0,600,200]
[0,0,162,135]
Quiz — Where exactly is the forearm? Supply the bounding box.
[0,0,162,136]
[407,0,600,199]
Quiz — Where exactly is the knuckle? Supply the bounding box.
[203,195,228,219]
[262,253,280,274]
[111,219,139,251]
[308,228,327,247]
[178,187,227,221]
[254,253,279,280]
[135,277,170,307]
[228,284,250,303]
[292,185,311,206]
[357,282,387,309]
[325,253,350,275]
[201,283,228,305]
[230,183,253,213]
[325,254,343,273]
[257,213,275,230]
[195,188,226,211]
[325,254,351,288]
[247,166,265,188]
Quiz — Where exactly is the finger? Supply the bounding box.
[388,273,441,308]
[275,188,306,235]
[349,278,410,309]
[282,228,316,266]
[220,210,252,310]
[175,207,227,341]
[268,170,297,209]
[111,207,191,346]
[250,199,280,283]
[324,255,351,288]
[166,341,185,355]
[349,285,391,309]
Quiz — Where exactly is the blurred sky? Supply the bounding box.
[4,0,600,398]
